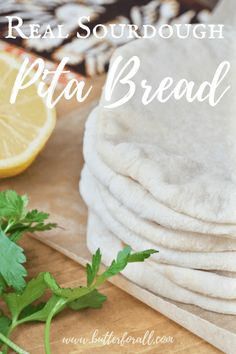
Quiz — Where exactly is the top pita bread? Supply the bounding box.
[96,27,236,224]
[84,108,236,237]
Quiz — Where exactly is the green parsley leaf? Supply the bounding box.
[0,230,27,291]
[44,273,90,301]
[95,246,132,286]
[4,273,48,320]
[45,247,157,302]
[8,230,24,243]
[69,290,107,311]
[25,222,58,233]
[20,295,65,323]
[19,303,46,320]
[128,249,158,263]
[23,210,50,223]
[0,190,57,243]
[7,221,58,242]
[96,247,157,287]
[86,248,102,286]
[0,190,28,222]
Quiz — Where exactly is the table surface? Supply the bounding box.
[8,236,221,354]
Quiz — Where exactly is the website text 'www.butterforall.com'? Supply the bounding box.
[62,329,175,348]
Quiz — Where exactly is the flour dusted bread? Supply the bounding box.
[84,109,236,238]
[96,28,236,224]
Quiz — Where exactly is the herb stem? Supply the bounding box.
[44,312,53,354]
[44,299,66,354]
[0,332,28,354]
[2,221,14,234]
[2,322,17,354]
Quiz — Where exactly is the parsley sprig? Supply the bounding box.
[0,191,157,354]
[0,190,57,292]
[0,190,57,242]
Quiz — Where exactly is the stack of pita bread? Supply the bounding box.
[80,1,236,314]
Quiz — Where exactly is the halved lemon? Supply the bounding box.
[0,52,56,178]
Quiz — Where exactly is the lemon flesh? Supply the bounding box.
[0,53,56,178]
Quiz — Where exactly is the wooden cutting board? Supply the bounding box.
[1,79,235,354]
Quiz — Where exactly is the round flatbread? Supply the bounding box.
[81,167,236,271]
[87,211,236,314]
[96,28,236,223]
[81,163,236,252]
[84,108,236,237]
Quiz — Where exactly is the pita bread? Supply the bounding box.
[81,10,236,314]
[80,167,236,271]
[96,28,236,223]
[81,166,236,253]
[84,108,236,238]
[87,212,236,314]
